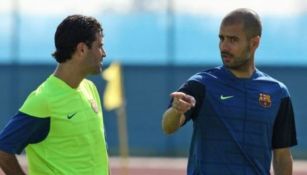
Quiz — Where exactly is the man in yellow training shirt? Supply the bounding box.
[0,15,109,175]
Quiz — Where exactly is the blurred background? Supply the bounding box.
[0,0,306,163]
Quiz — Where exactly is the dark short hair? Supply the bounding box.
[221,8,262,39]
[52,15,103,63]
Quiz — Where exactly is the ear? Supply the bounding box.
[250,36,260,50]
[76,42,87,56]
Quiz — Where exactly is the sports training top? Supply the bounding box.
[177,66,297,175]
[0,75,109,175]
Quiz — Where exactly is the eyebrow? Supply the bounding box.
[219,34,239,40]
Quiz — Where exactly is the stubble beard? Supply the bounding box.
[223,47,251,71]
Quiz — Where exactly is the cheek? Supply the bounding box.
[233,44,245,54]
[95,50,103,57]
[90,50,100,58]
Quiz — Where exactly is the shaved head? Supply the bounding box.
[221,8,262,39]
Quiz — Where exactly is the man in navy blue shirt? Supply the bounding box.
[162,8,297,175]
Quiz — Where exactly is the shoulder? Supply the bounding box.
[254,69,290,97]
[25,79,50,100]
[80,79,101,102]
[19,79,51,117]
[188,66,223,84]
[27,75,57,98]
[82,78,96,88]
[81,79,98,92]
[83,78,95,85]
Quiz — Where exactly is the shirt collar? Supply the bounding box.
[221,66,260,80]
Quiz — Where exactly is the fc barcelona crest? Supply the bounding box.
[259,93,272,108]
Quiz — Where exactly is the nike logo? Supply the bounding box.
[67,112,77,119]
[220,95,234,100]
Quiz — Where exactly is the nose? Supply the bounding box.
[219,40,230,52]
[102,48,106,58]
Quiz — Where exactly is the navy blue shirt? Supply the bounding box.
[0,112,50,154]
[176,66,297,175]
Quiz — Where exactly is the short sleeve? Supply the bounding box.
[19,90,49,118]
[0,112,50,154]
[272,97,297,149]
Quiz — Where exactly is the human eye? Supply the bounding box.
[98,43,103,49]
[230,37,238,43]
[219,35,224,42]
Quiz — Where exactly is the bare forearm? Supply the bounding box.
[273,159,292,175]
[162,92,195,134]
[162,108,183,134]
[273,149,293,175]
[0,151,26,175]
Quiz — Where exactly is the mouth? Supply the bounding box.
[221,52,233,62]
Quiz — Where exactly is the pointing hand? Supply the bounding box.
[170,92,196,114]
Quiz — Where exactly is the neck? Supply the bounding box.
[227,54,256,78]
[228,59,255,78]
[229,66,255,78]
[53,63,85,89]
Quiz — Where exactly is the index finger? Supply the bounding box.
[170,92,186,99]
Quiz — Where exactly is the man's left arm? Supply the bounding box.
[273,148,293,175]
[271,95,297,175]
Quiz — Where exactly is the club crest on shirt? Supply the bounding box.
[89,99,99,113]
[259,93,272,108]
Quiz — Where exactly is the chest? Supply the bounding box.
[47,90,102,136]
[202,79,281,126]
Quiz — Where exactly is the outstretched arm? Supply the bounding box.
[162,92,196,134]
[272,148,293,175]
[0,150,26,175]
